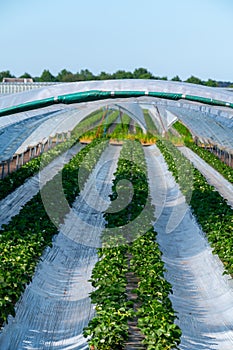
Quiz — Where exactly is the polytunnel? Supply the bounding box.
[0,79,233,350]
[0,79,233,169]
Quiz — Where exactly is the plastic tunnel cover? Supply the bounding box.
[0,79,233,160]
[0,99,147,162]
[1,79,233,115]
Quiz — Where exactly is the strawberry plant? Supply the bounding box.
[143,109,159,136]
[110,114,131,141]
[186,142,233,184]
[84,140,181,349]
[173,120,192,141]
[0,138,108,327]
[130,229,181,349]
[157,139,233,276]
[83,244,133,349]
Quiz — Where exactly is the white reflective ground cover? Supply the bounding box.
[179,146,233,208]
[145,145,233,350]
[0,80,233,349]
[0,145,121,349]
[1,143,233,349]
[0,143,84,228]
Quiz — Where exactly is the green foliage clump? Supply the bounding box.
[84,140,182,349]
[0,138,107,327]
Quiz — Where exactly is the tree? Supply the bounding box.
[133,67,154,79]
[39,69,56,82]
[77,69,96,81]
[205,79,218,87]
[98,71,112,80]
[171,75,182,82]
[19,72,32,79]
[185,75,203,85]
[0,70,15,82]
[112,70,133,79]
[56,69,77,82]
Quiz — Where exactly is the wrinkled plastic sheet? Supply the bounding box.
[145,145,233,350]
[0,144,121,349]
[0,143,84,228]
[0,99,146,162]
[167,107,233,151]
[1,80,233,110]
[0,110,60,162]
[179,146,233,208]
[0,80,232,164]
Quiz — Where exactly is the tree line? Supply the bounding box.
[0,68,232,87]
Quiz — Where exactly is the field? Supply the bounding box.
[0,105,233,349]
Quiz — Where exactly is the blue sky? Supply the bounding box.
[1,0,233,81]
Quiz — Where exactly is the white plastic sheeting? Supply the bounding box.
[16,101,146,155]
[0,80,233,162]
[0,144,121,349]
[153,98,233,130]
[0,105,67,130]
[0,143,84,229]
[0,110,59,162]
[2,94,233,163]
[111,101,145,129]
[0,82,59,95]
[14,108,89,154]
[145,145,233,350]
[145,104,178,134]
[2,79,233,109]
[166,106,233,150]
[179,146,233,208]
[0,99,147,162]
[140,97,233,153]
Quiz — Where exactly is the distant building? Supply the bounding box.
[0,79,59,94]
[2,77,34,83]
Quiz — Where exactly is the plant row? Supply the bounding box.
[109,113,157,144]
[131,230,182,349]
[186,142,233,184]
[84,140,181,349]
[0,109,106,201]
[143,109,158,136]
[80,111,119,140]
[0,138,108,327]
[156,139,233,276]
[109,114,131,141]
[173,120,233,184]
[172,121,192,140]
[83,244,131,349]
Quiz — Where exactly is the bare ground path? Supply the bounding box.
[125,252,146,350]
[144,145,233,350]
[0,144,121,350]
